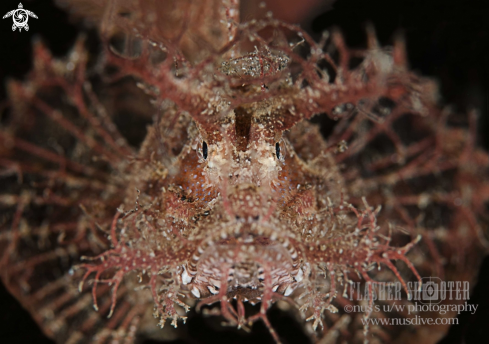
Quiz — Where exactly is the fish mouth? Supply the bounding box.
[182,231,304,302]
[179,235,305,335]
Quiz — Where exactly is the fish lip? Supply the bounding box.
[184,240,303,300]
[186,221,303,290]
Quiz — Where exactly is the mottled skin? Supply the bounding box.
[1,1,489,344]
[115,95,346,326]
[77,74,420,342]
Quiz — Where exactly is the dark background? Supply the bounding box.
[0,0,488,343]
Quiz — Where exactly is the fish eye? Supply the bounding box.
[275,140,286,162]
[203,141,208,160]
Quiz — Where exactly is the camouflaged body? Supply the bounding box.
[1,1,488,344]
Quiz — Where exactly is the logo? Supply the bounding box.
[345,277,470,304]
[421,277,440,304]
[3,3,38,32]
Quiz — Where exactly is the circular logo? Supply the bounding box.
[13,9,28,27]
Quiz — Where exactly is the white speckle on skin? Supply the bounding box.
[294,268,303,282]
[182,266,192,285]
[284,285,294,296]
[207,285,219,295]
[191,286,201,298]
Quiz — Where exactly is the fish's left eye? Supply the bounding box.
[202,141,208,160]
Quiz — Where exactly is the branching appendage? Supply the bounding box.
[194,260,295,344]
[0,28,154,342]
[99,7,438,137]
[150,272,190,328]
[78,208,192,326]
[2,1,489,343]
[93,15,437,343]
[298,199,421,339]
[6,37,132,163]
